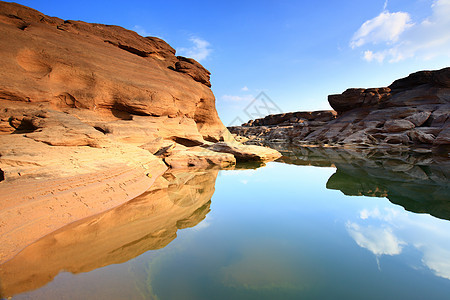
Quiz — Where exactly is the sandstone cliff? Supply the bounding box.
[0,1,280,265]
[230,68,450,153]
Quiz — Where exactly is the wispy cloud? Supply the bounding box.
[346,222,405,257]
[241,86,249,91]
[133,25,151,37]
[221,94,254,102]
[348,206,450,280]
[177,37,212,62]
[350,11,413,49]
[350,0,450,62]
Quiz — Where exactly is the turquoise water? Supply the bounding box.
[7,158,450,299]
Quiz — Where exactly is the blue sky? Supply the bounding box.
[12,0,450,124]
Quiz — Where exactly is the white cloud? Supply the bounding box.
[351,0,450,62]
[421,247,450,280]
[359,207,400,221]
[364,50,386,62]
[177,37,212,62]
[348,206,450,281]
[241,86,249,91]
[221,94,254,102]
[350,11,413,49]
[346,222,405,256]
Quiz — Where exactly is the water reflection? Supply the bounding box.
[0,168,218,298]
[276,145,450,280]
[346,206,450,281]
[346,222,404,257]
[1,146,450,298]
[275,145,450,221]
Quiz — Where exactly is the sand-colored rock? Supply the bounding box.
[0,1,228,142]
[164,146,236,169]
[208,142,282,161]
[0,132,168,264]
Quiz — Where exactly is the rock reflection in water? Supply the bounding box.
[275,145,450,221]
[0,168,218,298]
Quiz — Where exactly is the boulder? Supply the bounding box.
[328,88,390,114]
[408,130,435,144]
[384,134,410,145]
[384,119,415,133]
[405,111,431,127]
[164,146,235,169]
[208,142,281,161]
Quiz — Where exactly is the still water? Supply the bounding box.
[2,148,450,299]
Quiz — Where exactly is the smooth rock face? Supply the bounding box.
[229,67,450,151]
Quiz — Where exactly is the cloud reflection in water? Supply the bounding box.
[347,206,450,280]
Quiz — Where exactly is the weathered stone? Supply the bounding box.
[434,127,450,145]
[328,88,390,114]
[0,1,228,142]
[208,142,281,161]
[405,111,431,127]
[384,134,410,145]
[164,146,235,168]
[174,56,212,87]
[384,119,416,133]
[408,130,435,144]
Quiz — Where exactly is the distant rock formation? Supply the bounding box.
[229,67,450,153]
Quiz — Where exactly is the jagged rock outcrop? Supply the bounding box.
[0,1,281,265]
[229,68,450,152]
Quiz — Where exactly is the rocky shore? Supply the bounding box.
[229,67,450,154]
[0,1,280,264]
